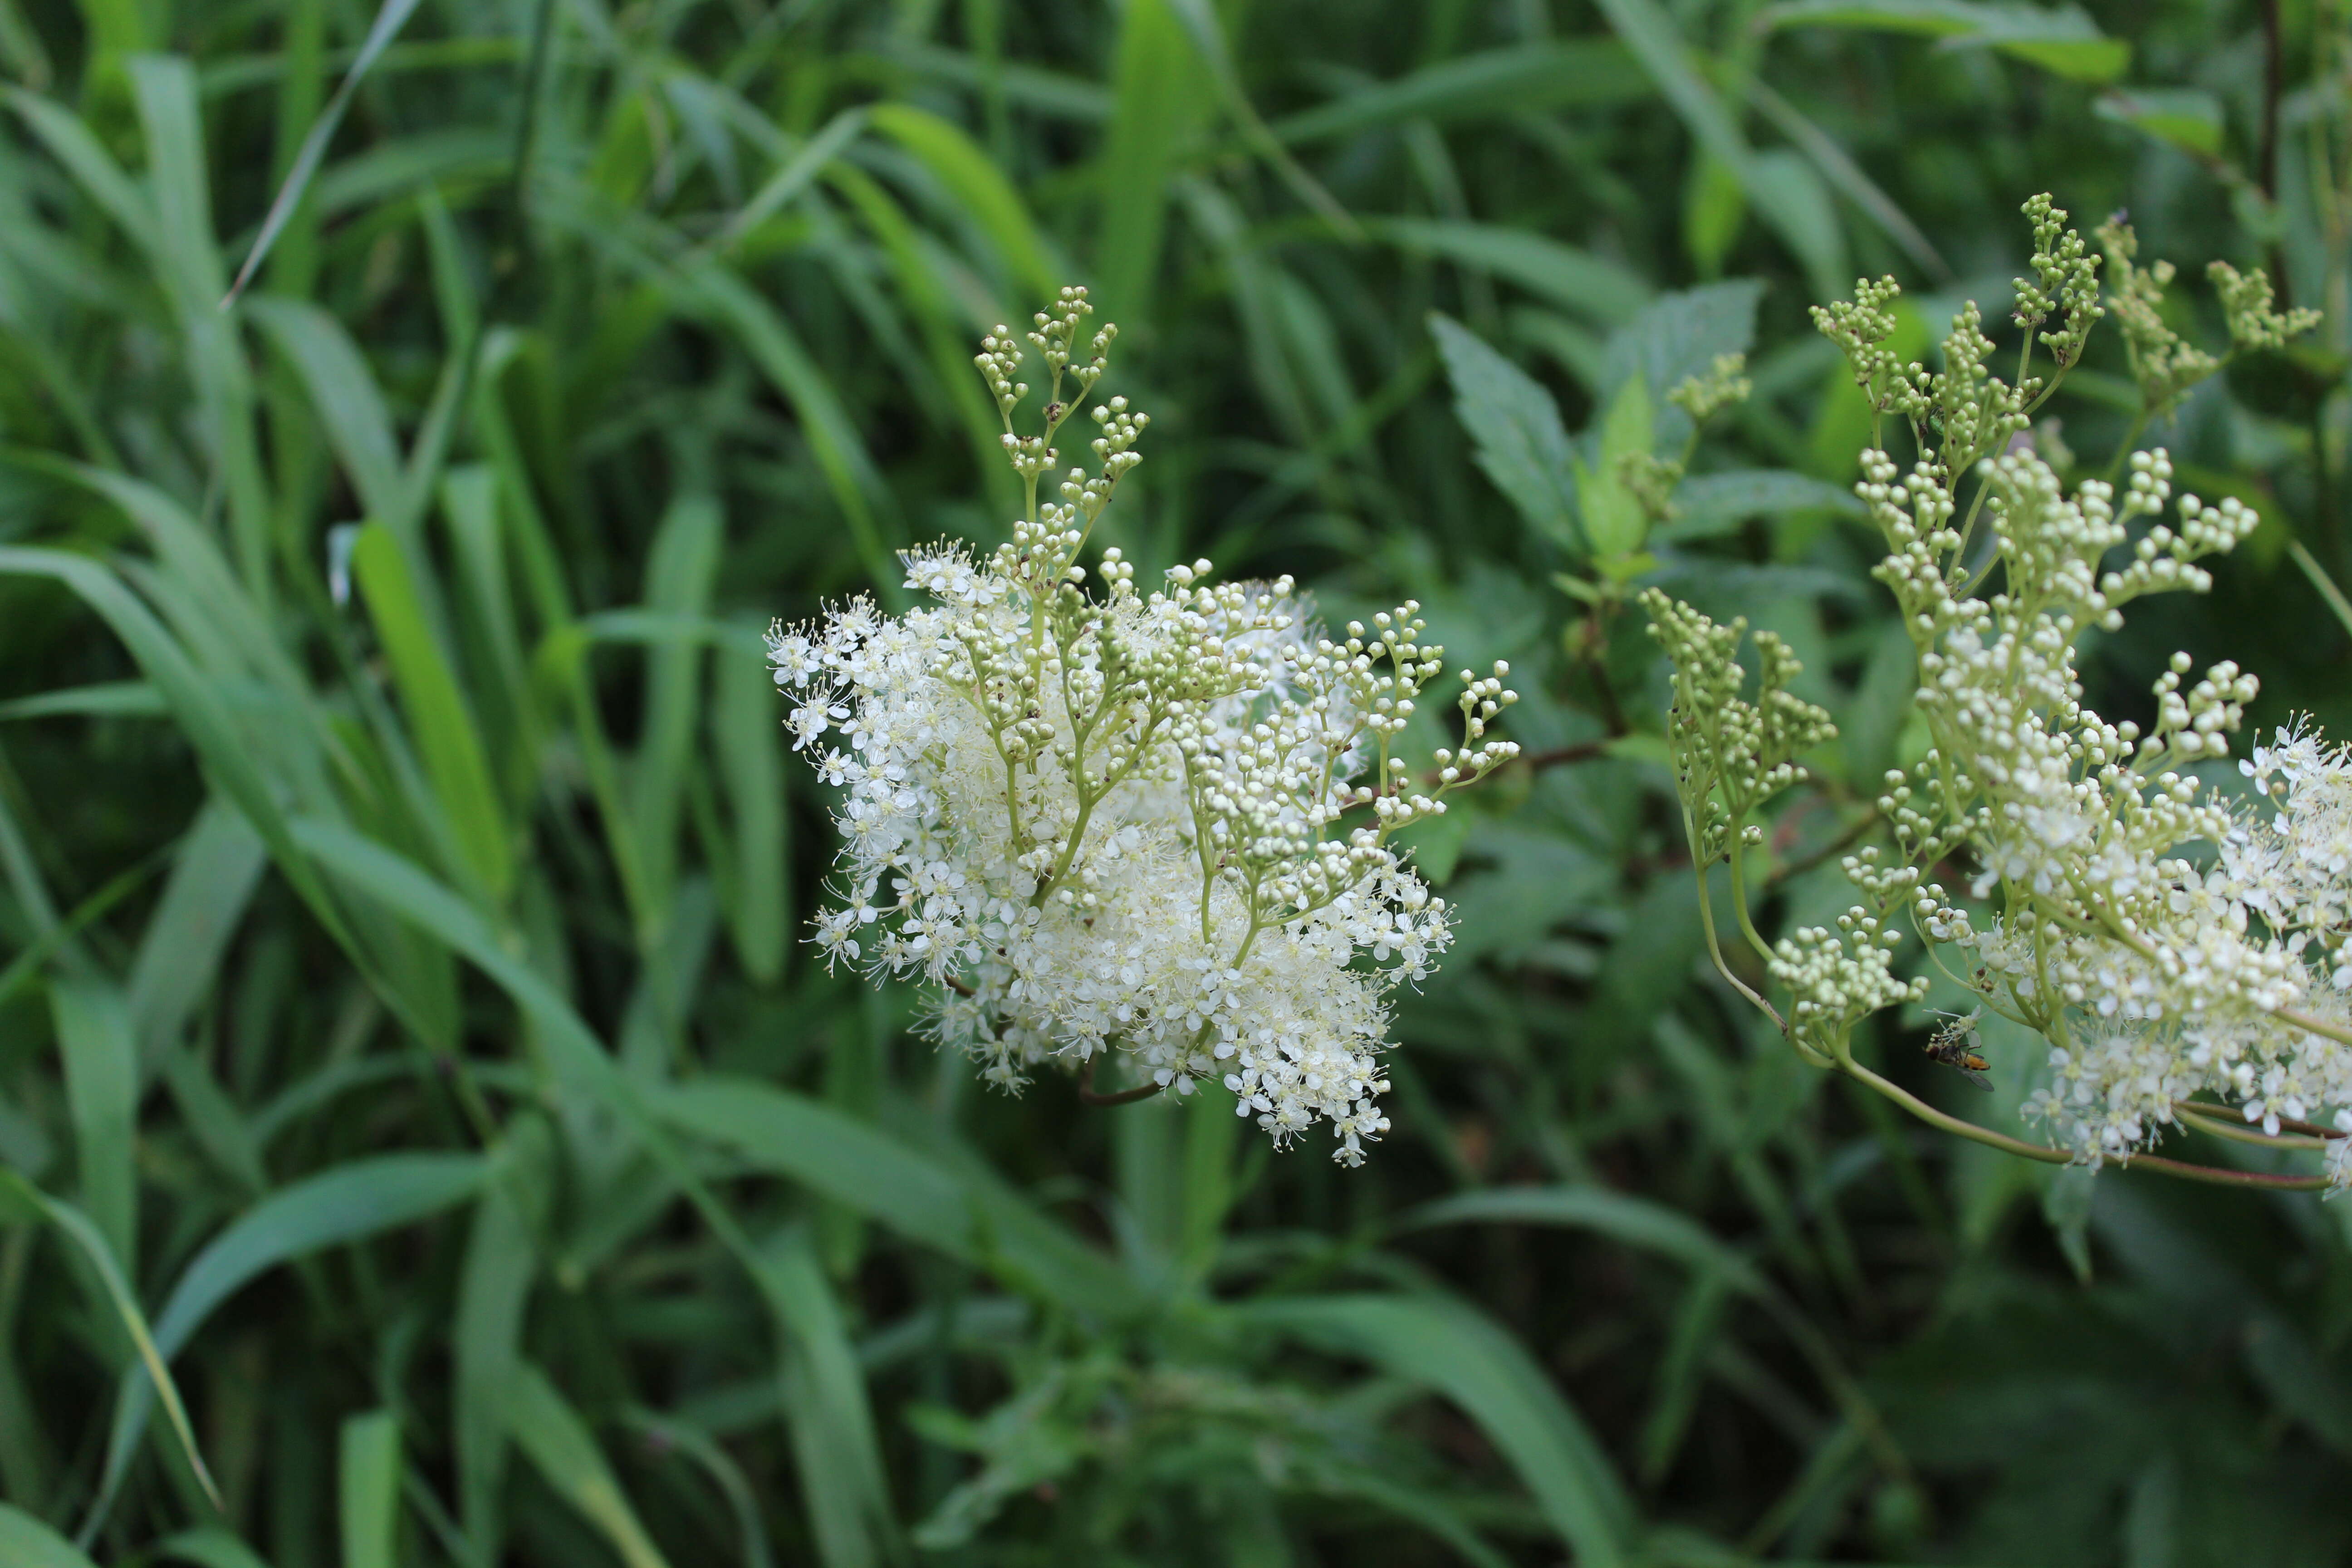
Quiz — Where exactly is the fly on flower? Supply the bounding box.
[1923,1008,1993,1093]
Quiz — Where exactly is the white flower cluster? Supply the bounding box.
[771,289,1519,1164]
[1649,196,2352,1186]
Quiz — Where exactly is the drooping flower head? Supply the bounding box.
[1646,196,2352,1189]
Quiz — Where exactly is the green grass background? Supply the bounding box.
[0,0,2349,1564]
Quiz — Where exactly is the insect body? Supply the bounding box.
[1924,1007,1994,1092]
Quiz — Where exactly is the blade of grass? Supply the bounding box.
[437,465,539,801]
[0,1171,220,1520]
[708,107,867,255]
[352,521,513,902]
[756,1228,896,1568]
[1097,0,1211,323]
[0,87,160,259]
[80,1152,487,1541]
[289,821,905,1567]
[0,1502,101,1568]
[455,1115,549,1568]
[505,1363,675,1568]
[1267,39,1650,142]
[619,1409,776,1568]
[338,1411,403,1568]
[0,681,166,720]
[2287,537,2352,640]
[127,56,274,599]
[866,101,1060,304]
[153,1527,279,1568]
[710,632,787,986]
[653,1078,1144,1319]
[246,297,407,536]
[1369,219,1651,323]
[49,979,139,1276]
[1240,1293,1636,1568]
[223,0,429,306]
[127,799,268,1074]
[631,495,723,935]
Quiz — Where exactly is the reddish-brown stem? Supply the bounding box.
[2126,1153,2329,1191]
[1077,1053,1167,1106]
[2178,1099,2345,1140]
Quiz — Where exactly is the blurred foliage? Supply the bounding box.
[0,0,2348,1565]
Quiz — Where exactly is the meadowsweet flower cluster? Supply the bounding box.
[771,289,1519,1163]
[1646,196,2352,1186]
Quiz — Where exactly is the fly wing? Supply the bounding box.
[1958,1066,1994,1093]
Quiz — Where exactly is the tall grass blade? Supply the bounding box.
[352,521,513,901]
[82,1153,487,1539]
[1097,0,1209,322]
[454,1117,549,1568]
[153,1527,279,1568]
[49,978,137,1275]
[653,1078,1143,1318]
[127,800,267,1072]
[0,1171,221,1522]
[1241,1294,1636,1568]
[223,0,429,307]
[0,1502,101,1568]
[710,637,787,985]
[338,1411,403,1568]
[505,1363,676,1568]
[867,102,1059,304]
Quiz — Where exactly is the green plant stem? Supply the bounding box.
[2287,537,2352,640]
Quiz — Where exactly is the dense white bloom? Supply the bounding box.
[771,289,1518,1164]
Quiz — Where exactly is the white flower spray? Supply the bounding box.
[1646,197,2352,1190]
[771,289,1518,1163]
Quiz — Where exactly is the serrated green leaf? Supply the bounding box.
[1430,313,1577,546]
[1576,376,1654,559]
[1662,469,1864,542]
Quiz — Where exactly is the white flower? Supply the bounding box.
[769,290,1518,1164]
